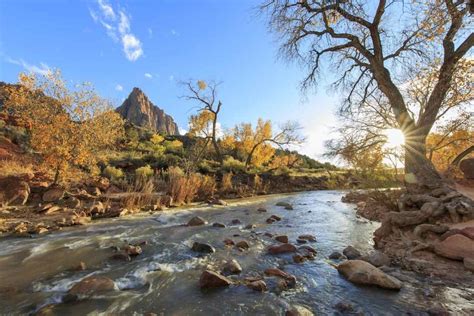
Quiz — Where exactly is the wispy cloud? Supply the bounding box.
[144,73,153,79]
[170,29,179,36]
[115,84,123,91]
[169,75,174,81]
[89,0,143,62]
[148,28,153,38]
[5,57,51,75]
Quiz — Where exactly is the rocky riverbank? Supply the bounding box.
[341,189,474,284]
[0,173,328,237]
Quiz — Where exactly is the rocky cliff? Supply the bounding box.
[116,87,179,135]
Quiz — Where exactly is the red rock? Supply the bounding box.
[337,260,402,290]
[199,270,232,289]
[223,239,235,246]
[66,276,115,300]
[298,234,316,242]
[434,234,474,261]
[268,243,297,254]
[264,268,296,287]
[461,227,474,239]
[246,280,267,292]
[275,235,289,243]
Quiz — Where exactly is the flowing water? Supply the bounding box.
[0,191,473,315]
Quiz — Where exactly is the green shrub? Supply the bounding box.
[135,165,154,179]
[103,165,124,180]
[222,156,245,173]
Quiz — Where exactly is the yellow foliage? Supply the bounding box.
[197,80,207,90]
[4,70,124,182]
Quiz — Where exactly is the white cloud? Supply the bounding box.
[178,127,188,135]
[97,0,115,20]
[144,73,153,79]
[115,84,123,91]
[5,57,51,75]
[90,1,143,62]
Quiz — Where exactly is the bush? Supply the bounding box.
[198,175,216,199]
[135,165,154,179]
[166,166,201,205]
[222,156,245,173]
[103,165,124,180]
[221,172,233,193]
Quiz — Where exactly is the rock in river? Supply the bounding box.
[286,305,314,316]
[187,216,207,226]
[337,260,402,290]
[361,250,391,267]
[64,276,116,302]
[275,235,289,243]
[212,222,226,228]
[192,242,215,253]
[199,270,232,289]
[329,251,345,260]
[236,240,250,250]
[222,259,242,275]
[343,246,361,260]
[268,243,297,254]
[247,280,267,292]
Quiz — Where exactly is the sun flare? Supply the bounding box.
[384,128,405,148]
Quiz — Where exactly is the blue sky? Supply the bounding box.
[0,0,338,160]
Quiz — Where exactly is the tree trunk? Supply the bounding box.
[404,133,442,192]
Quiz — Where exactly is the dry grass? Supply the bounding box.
[0,159,34,177]
[221,172,233,193]
[122,177,158,211]
[166,167,203,205]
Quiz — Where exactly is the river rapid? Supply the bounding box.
[0,190,473,315]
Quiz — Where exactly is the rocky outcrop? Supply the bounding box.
[116,87,179,135]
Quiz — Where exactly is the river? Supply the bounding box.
[0,190,472,315]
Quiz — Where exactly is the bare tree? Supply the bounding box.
[261,0,473,190]
[183,80,224,165]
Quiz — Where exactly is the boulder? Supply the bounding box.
[361,250,391,267]
[275,235,289,243]
[187,216,207,226]
[299,245,317,256]
[286,305,314,316]
[223,239,235,246]
[42,187,65,202]
[293,254,306,263]
[459,157,474,179]
[264,268,296,287]
[246,280,267,292]
[0,176,30,206]
[329,251,345,260]
[199,270,232,289]
[343,246,362,259]
[222,259,242,275]
[231,219,242,225]
[257,207,267,212]
[236,240,250,250]
[276,202,292,208]
[268,243,297,254]
[464,257,474,272]
[212,222,226,228]
[434,234,474,261]
[337,260,402,290]
[298,234,316,242]
[192,242,215,253]
[65,276,116,301]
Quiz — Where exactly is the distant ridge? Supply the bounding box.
[116,87,179,135]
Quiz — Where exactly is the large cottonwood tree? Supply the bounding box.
[261,0,473,190]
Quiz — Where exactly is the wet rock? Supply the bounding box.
[293,254,306,263]
[361,250,391,267]
[42,187,65,202]
[244,223,256,229]
[276,202,293,209]
[298,245,317,255]
[285,205,294,210]
[268,243,297,254]
[298,234,316,242]
[264,268,296,287]
[199,270,232,289]
[329,251,345,260]
[266,215,282,223]
[223,239,235,246]
[222,259,242,275]
[231,219,242,225]
[296,238,307,244]
[187,216,207,226]
[334,301,355,313]
[337,260,402,290]
[64,276,116,302]
[266,218,276,224]
[434,234,474,261]
[343,246,361,259]
[264,232,274,238]
[236,240,250,250]
[192,242,215,253]
[464,258,474,272]
[124,245,142,256]
[286,305,314,316]
[212,222,226,228]
[257,207,267,212]
[110,252,131,261]
[275,235,289,243]
[247,280,267,292]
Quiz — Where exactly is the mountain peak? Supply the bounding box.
[116,88,179,135]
